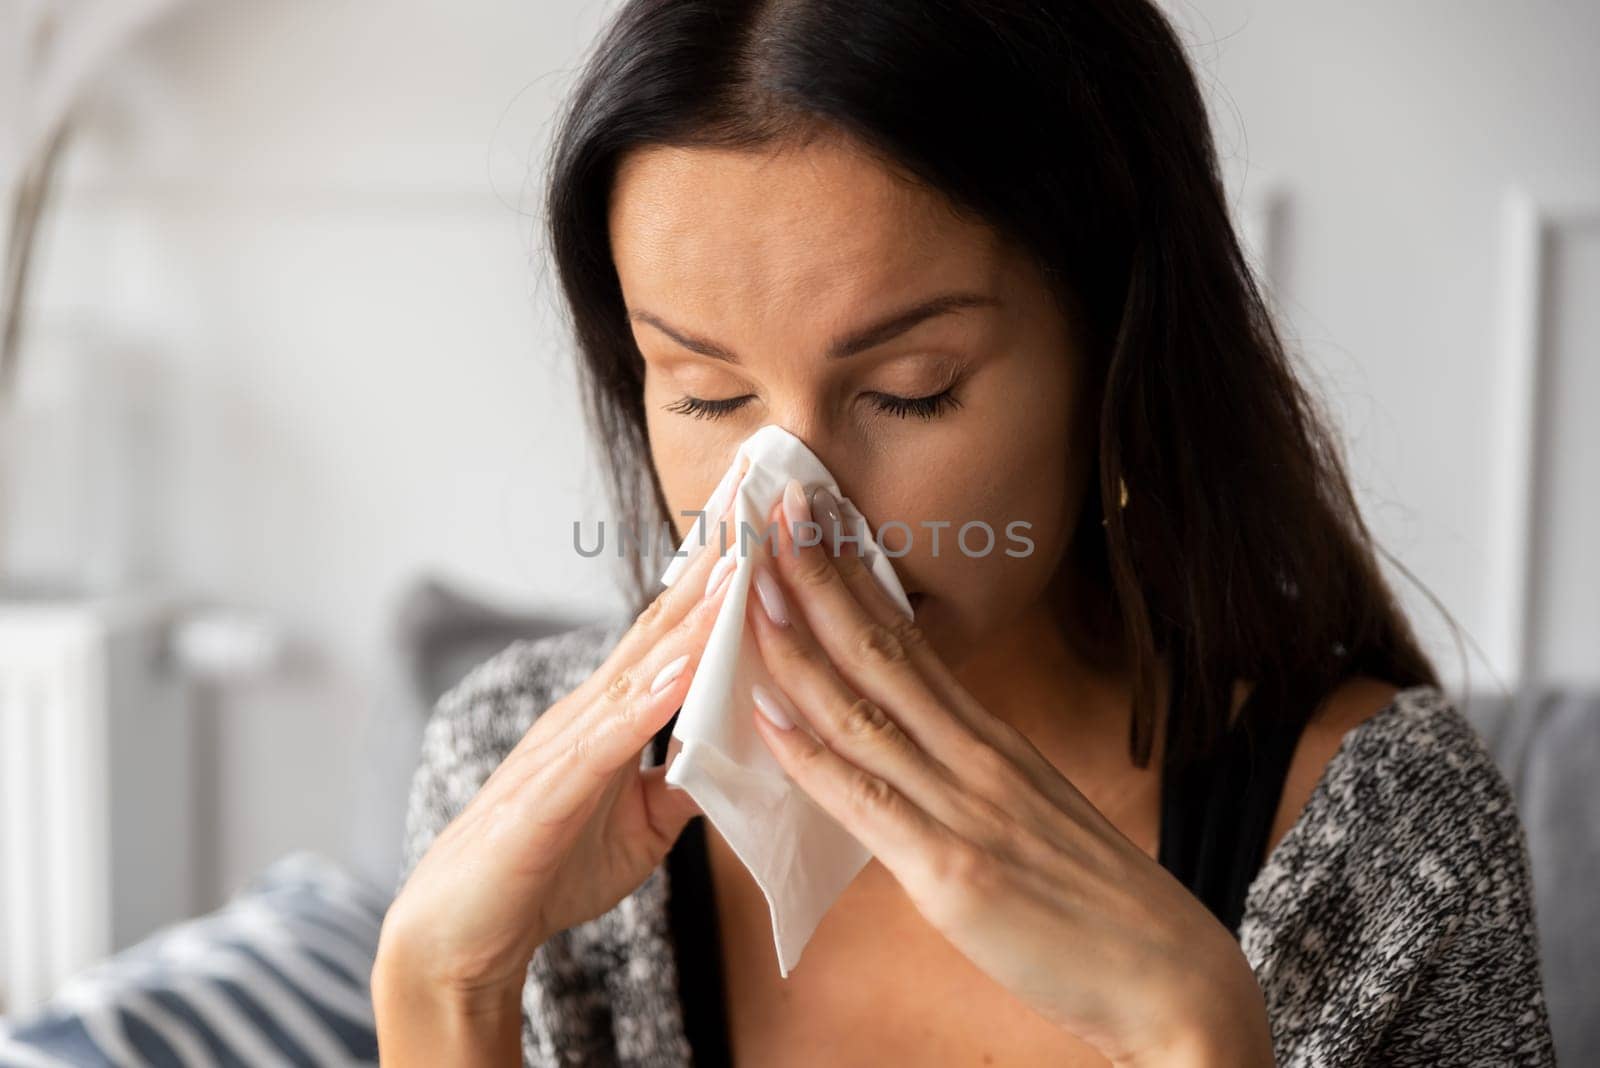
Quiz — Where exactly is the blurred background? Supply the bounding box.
[0,0,1595,1063]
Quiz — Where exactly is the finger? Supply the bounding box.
[768,492,1056,783]
[628,734,701,842]
[765,490,1094,822]
[639,761,703,838]
[746,564,1005,843]
[512,628,699,831]
[505,458,749,774]
[762,489,988,767]
[571,456,750,707]
[548,461,750,752]
[749,684,968,896]
[748,571,1112,887]
[504,532,741,829]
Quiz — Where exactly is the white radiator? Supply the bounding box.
[0,593,194,1018]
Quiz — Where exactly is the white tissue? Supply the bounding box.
[659,424,913,977]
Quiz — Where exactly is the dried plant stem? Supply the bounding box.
[1,117,72,403]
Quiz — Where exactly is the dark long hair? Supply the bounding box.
[541,0,1442,770]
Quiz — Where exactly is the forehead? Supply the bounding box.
[608,136,1006,338]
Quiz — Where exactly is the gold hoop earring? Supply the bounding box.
[1100,476,1128,527]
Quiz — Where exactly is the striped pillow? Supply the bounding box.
[0,853,387,1067]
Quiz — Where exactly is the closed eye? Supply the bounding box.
[664,394,753,419]
[866,387,961,420]
[664,387,963,422]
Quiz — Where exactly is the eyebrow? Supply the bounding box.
[629,291,1000,364]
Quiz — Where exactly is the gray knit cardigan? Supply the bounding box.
[398,621,1558,1066]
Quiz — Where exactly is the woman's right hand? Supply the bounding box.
[374,472,745,1015]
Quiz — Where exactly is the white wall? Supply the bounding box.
[16,0,1600,907]
[26,0,629,904]
[1180,0,1600,690]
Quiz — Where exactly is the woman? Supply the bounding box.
[373,0,1556,1064]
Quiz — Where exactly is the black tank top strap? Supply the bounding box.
[1157,648,1326,936]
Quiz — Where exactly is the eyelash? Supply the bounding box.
[665,386,963,422]
[664,395,751,420]
[868,387,962,420]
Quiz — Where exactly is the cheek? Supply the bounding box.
[642,374,752,540]
[645,418,731,542]
[867,375,1081,633]
[890,436,1075,590]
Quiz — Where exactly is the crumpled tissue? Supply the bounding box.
[659,424,912,977]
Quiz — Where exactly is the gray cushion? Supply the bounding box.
[1460,685,1600,1067]
[1517,690,1600,1065]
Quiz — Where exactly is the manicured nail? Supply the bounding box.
[781,478,812,532]
[704,553,736,599]
[753,565,789,626]
[650,654,690,695]
[752,683,796,730]
[811,486,845,554]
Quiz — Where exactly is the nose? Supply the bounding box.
[755,419,869,516]
[762,418,841,477]
[761,411,826,452]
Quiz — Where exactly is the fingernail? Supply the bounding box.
[704,553,736,599]
[811,486,844,554]
[752,683,796,730]
[650,653,690,695]
[753,565,789,626]
[781,478,812,533]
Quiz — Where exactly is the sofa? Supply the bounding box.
[2,579,1594,1065]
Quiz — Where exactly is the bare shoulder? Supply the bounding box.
[1264,675,1402,857]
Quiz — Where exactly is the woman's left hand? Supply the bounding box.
[742,481,1276,1068]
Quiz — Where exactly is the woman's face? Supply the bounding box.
[608,133,1091,666]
